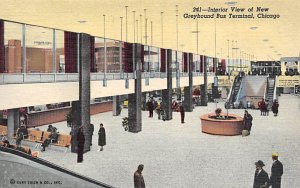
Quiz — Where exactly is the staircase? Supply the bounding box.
[227,76,243,108]
[266,77,276,109]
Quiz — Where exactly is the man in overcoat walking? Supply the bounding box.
[268,152,283,188]
[134,164,145,188]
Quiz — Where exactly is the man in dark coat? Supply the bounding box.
[253,160,269,188]
[77,127,85,163]
[243,110,253,134]
[268,153,283,188]
[146,99,154,118]
[272,100,279,116]
[179,103,185,124]
[134,164,145,188]
[98,123,106,151]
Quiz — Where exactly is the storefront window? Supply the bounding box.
[26,25,53,73]
[4,21,23,73]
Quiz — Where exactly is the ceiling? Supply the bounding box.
[0,0,299,61]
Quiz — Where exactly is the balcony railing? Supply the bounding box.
[0,72,210,85]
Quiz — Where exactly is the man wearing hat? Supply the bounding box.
[253,160,269,188]
[268,152,283,188]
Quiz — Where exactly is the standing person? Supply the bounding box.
[146,99,154,118]
[258,99,266,116]
[134,164,145,188]
[98,123,106,151]
[77,127,85,163]
[15,125,28,146]
[265,100,269,116]
[179,103,185,124]
[253,160,269,188]
[272,99,279,116]
[268,153,283,188]
[155,102,161,120]
[243,110,253,134]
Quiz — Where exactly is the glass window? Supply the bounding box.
[207,57,213,72]
[95,37,105,73]
[56,30,65,73]
[194,54,200,72]
[26,25,54,73]
[172,50,177,72]
[151,47,159,72]
[178,52,183,72]
[4,21,23,73]
[143,45,150,72]
[106,39,120,73]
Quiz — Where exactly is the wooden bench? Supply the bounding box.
[54,134,72,152]
[0,125,7,140]
[36,131,71,152]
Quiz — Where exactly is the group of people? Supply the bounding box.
[258,98,279,116]
[253,153,283,188]
[146,98,186,124]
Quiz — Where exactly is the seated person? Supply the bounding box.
[41,130,59,152]
[47,124,57,132]
[15,125,28,145]
[2,140,39,157]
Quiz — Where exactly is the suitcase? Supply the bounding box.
[242,130,250,137]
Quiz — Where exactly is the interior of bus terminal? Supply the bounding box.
[0,0,300,187]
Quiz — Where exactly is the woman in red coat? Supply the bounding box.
[258,98,266,116]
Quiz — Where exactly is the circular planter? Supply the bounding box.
[200,113,244,136]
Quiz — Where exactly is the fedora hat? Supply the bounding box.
[255,160,265,167]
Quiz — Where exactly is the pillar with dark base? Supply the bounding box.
[128,44,142,133]
[201,56,208,106]
[184,53,194,112]
[162,49,173,120]
[79,33,91,153]
[70,33,91,154]
[7,109,19,138]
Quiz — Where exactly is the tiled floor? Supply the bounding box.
[29,94,300,188]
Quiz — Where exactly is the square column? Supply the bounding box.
[201,56,208,106]
[162,49,173,120]
[70,33,91,153]
[7,109,19,138]
[112,96,121,116]
[184,53,194,112]
[128,44,142,133]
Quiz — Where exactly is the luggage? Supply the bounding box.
[242,130,250,137]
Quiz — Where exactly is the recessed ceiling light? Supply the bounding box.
[277,54,282,56]
[180,44,185,47]
[250,27,258,30]
[273,50,277,53]
[78,20,87,23]
[263,39,269,42]
[270,46,274,48]
[225,2,237,6]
